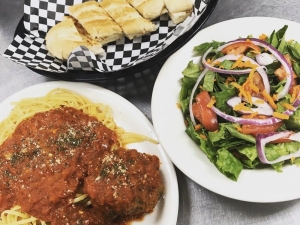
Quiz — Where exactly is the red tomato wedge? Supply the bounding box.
[221,41,261,55]
[241,121,283,136]
[192,91,219,132]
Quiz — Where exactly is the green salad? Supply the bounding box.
[179,25,300,181]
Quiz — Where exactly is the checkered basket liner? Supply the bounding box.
[3,0,210,73]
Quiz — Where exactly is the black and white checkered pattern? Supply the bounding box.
[3,0,209,73]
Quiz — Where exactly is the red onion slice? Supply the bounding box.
[227,96,274,116]
[189,68,208,126]
[211,106,281,125]
[212,94,300,125]
[256,66,270,93]
[202,47,254,74]
[256,131,300,164]
[202,47,270,93]
[189,39,298,127]
[218,38,293,100]
[256,53,276,66]
[289,132,300,142]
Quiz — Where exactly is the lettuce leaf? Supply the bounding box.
[285,108,300,131]
[182,60,201,79]
[193,40,225,55]
[216,148,243,181]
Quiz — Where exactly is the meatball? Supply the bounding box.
[84,148,164,219]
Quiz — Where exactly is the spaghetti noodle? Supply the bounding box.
[0,88,158,146]
[0,206,46,225]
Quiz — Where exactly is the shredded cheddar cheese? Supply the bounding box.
[262,90,277,109]
[206,96,216,108]
[291,157,295,163]
[282,102,295,110]
[199,134,207,140]
[237,60,258,69]
[195,124,201,131]
[246,112,258,118]
[249,83,259,93]
[259,33,268,41]
[230,82,242,89]
[254,99,265,104]
[272,112,289,120]
[231,55,244,69]
[233,103,252,112]
[272,94,278,101]
[290,88,297,103]
[258,115,267,119]
[250,50,261,55]
[233,124,243,132]
[212,61,220,66]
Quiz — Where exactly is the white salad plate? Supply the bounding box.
[0,81,179,225]
[151,17,300,203]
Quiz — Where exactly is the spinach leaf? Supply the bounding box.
[193,40,225,55]
[285,108,300,131]
[182,61,201,79]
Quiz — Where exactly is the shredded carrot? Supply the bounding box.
[272,112,289,120]
[262,90,277,109]
[206,96,216,108]
[207,58,211,64]
[176,103,181,109]
[282,102,295,110]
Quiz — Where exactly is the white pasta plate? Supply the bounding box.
[0,81,178,224]
[151,17,300,203]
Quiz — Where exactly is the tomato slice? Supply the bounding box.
[289,85,300,96]
[221,41,261,55]
[241,121,283,136]
[269,137,293,144]
[192,91,219,132]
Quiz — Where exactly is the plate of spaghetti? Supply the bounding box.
[0,81,178,225]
